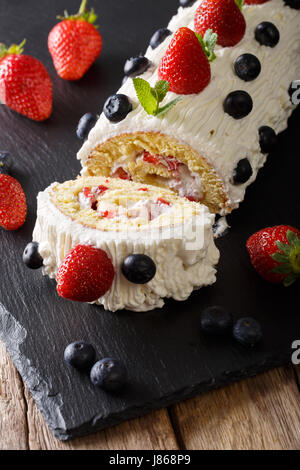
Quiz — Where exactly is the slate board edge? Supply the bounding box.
[0,301,290,441]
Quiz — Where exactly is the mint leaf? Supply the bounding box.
[195,30,217,62]
[133,78,159,115]
[156,97,182,117]
[133,78,181,118]
[154,80,169,103]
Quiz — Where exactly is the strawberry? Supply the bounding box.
[0,174,27,230]
[0,40,52,121]
[57,244,114,302]
[158,27,217,95]
[194,0,246,48]
[246,225,300,287]
[48,0,102,81]
[111,167,131,180]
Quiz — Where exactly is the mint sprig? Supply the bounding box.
[195,29,218,62]
[133,78,182,118]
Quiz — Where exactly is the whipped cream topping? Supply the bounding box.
[33,184,219,312]
[78,0,300,212]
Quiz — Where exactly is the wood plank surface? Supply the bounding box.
[1,339,300,450]
[171,365,300,450]
[0,341,28,450]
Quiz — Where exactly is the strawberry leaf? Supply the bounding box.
[271,252,289,264]
[283,273,299,287]
[235,0,244,10]
[276,241,292,256]
[272,264,292,274]
[133,78,181,118]
[195,30,217,62]
[286,230,300,248]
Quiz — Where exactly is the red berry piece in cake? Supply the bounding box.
[23,242,43,269]
[124,56,151,77]
[150,28,172,50]
[234,54,261,82]
[246,225,300,286]
[90,358,127,392]
[48,0,102,81]
[103,94,133,122]
[0,174,27,230]
[64,341,96,371]
[158,27,216,95]
[76,113,98,140]
[258,126,277,153]
[255,22,280,47]
[57,244,115,302]
[111,167,131,180]
[0,40,52,121]
[233,317,262,347]
[194,0,246,47]
[224,90,253,119]
[122,254,156,284]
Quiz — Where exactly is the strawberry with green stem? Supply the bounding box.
[0,40,52,122]
[48,0,102,81]
[246,225,300,287]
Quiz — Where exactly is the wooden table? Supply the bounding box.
[1,340,299,450]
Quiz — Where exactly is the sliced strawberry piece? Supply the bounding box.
[83,187,93,198]
[138,188,148,191]
[142,151,161,166]
[96,185,109,195]
[157,198,171,206]
[100,210,116,219]
[111,167,131,180]
[0,174,27,230]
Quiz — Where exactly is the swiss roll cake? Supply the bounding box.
[33,177,219,312]
[77,0,300,214]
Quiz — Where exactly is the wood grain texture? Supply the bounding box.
[24,386,179,450]
[171,366,300,450]
[0,341,28,450]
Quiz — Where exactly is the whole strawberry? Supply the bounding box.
[246,225,300,287]
[0,41,52,121]
[48,0,102,81]
[57,244,114,302]
[194,0,246,47]
[0,174,27,230]
[158,27,217,95]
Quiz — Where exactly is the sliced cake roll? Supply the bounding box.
[78,0,300,214]
[33,177,219,312]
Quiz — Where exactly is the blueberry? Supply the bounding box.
[90,358,127,391]
[103,94,132,123]
[234,54,261,82]
[259,126,277,154]
[200,306,233,335]
[232,158,253,185]
[124,56,150,78]
[22,242,43,269]
[255,22,280,48]
[0,151,12,174]
[76,113,97,140]
[179,0,196,6]
[283,0,300,9]
[122,254,156,284]
[150,28,172,50]
[224,91,253,119]
[64,341,96,371]
[233,317,262,347]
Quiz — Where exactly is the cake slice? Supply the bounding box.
[33,176,219,312]
[77,0,300,214]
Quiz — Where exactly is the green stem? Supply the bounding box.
[78,0,88,15]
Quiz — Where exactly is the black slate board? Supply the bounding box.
[0,0,299,441]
